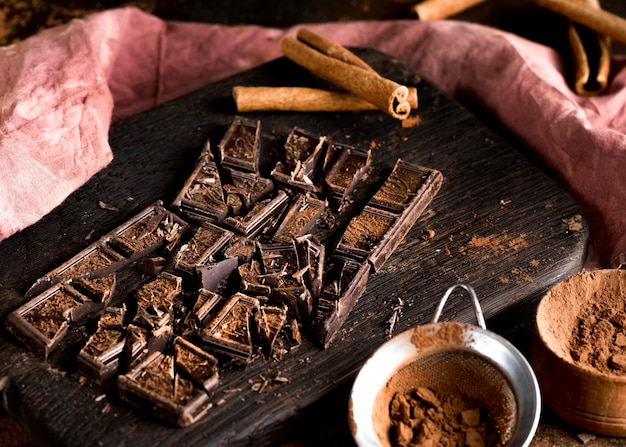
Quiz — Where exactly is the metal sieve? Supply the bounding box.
[349,283,541,447]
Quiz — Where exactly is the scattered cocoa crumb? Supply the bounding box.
[401,115,422,128]
[98,201,118,212]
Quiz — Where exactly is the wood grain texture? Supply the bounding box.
[0,49,588,447]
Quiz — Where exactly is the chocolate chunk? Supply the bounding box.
[189,289,225,328]
[132,272,182,330]
[312,260,370,348]
[173,222,233,275]
[5,284,93,359]
[324,144,369,198]
[172,158,230,223]
[271,127,328,192]
[77,307,127,386]
[218,116,261,173]
[254,304,288,357]
[273,194,325,242]
[224,189,290,238]
[25,240,127,299]
[196,257,239,293]
[118,348,215,427]
[174,336,220,395]
[70,272,116,304]
[108,202,189,259]
[239,258,272,296]
[201,292,260,362]
[224,168,274,211]
[370,159,437,213]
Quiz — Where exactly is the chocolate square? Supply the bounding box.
[172,158,230,223]
[118,345,217,427]
[133,272,182,330]
[224,168,274,211]
[5,284,91,359]
[224,189,290,238]
[173,222,233,275]
[273,194,325,243]
[218,116,261,173]
[108,202,189,259]
[77,307,127,386]
[272,127,327,192]
[201,292,260,362]
[324,144,369,198]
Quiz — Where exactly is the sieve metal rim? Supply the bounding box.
[349,283,541,447]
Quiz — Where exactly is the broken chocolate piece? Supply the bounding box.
[271,127,327,192]
[324,144,369,199]
[273,194,325,242]
[174,336,219,395]
[201,292,260,362]
[196,257,239,293]
[173,222,233,275]
[224,189,290,238]
[189,289,225,328]
[5,284,92,359]
[108,202,189,259]
[224,168,274,210]
[254,304,288,357]
[25,240,126,299]
[313,260,370,348]
[70,272,116,304]
[133,272,182,330]
[370,159,436,213]
[172,157,230,223]
[77,306,127,386]
[118,348,215,427]
[218,116,261,173]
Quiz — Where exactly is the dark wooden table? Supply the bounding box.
[0,45,589,446]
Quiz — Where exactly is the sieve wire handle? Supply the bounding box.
[431,283,486,329]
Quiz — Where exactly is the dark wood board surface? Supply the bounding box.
[0,49,588,446]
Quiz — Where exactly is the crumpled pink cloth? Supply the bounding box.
[1,6,625,268]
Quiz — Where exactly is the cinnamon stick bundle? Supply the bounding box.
[412,0,487,21]
[281,29,414,120]
[232,86,418,113]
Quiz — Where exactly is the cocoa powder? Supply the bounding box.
[537,269,626,376]
[373,323,515,447]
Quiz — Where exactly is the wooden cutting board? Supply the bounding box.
[0,49,588,446]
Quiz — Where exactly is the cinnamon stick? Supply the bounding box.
[296,28,374,72]
[567,0,611,96]
[535,0,626,45]
[412,0,487,21]
[281,30,414,120]
[232,86,418,113]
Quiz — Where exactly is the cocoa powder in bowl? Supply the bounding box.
[372,322,516,447]
[536,269,626,375]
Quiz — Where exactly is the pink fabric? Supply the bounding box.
[1,6,625,268]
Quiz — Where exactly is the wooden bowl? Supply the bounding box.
[530,269,626,436]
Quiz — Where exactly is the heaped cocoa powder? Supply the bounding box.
[537,269,626,376]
